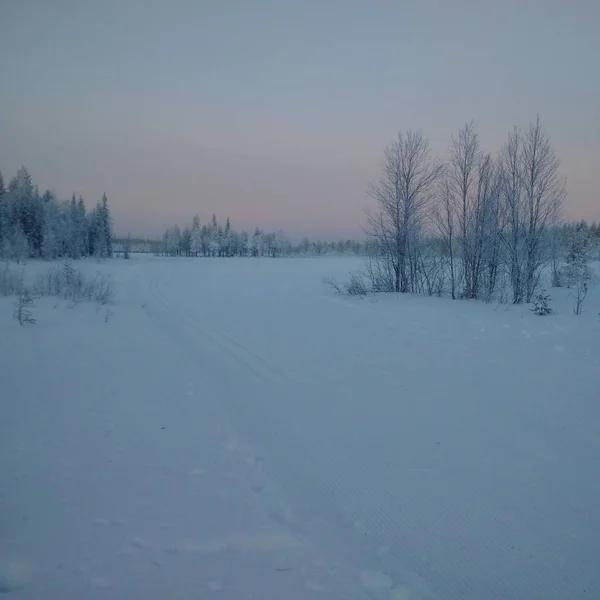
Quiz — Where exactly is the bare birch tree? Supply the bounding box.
[479,158,503,301]
[498,127,527,303]
[520,116,565,302]
[433,176,458,299]
[471,153,503,301]
[367,130,443,293]
[498,118,565,303]
[448,122,480,298]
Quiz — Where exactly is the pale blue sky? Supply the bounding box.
[1,0,598,237]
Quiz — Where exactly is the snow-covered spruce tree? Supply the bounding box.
[200,224,210,256]
[41,219,58,259]
[209,214,219,256]
[530,289,552,315]
[89,204,102,256]
[8,168,46,258]
[64,194,88,259]
[8,167,32,237]
[10,222,30,263]
[215,225,223,256]
[228,230,240,256]
[250,227,261,257]
[77,197,88,257]
[40,190,58,259]
[589,222,600,251]
[274,230,291,257]
[67,194,82,259]
[180,227,191,256]
[190,215,202,257]
[100,193,113,257]
[89,193,113,258]
[262,232,275,257]
[223,217,232,257]
[162,225,181,256]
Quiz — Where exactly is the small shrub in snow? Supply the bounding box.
[14,288,36,326]
[573,278,590,316]
[530,289,552,316]
[365,255,396,292]
[324,272,368,296]
[323,276,343,294]
[32,262,114,305]
[89,274,114,305]
[345,272,368,296]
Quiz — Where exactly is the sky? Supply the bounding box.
[1,0,599,238]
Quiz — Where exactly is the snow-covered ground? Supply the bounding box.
[1,256,599,599]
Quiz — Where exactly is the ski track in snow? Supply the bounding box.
[148,275,290,384]
[2,256,600,599]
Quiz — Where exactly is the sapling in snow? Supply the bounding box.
[530,289,552,316]
[14,288,36,325]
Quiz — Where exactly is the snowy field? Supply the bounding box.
[1,256,600,599]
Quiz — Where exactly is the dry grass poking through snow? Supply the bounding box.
[0,260,114,305]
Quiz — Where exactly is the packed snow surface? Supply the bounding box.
[1,256,599,599]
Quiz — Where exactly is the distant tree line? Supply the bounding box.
[0,166,113,261]
[149,214,371,258]
[365,117,599,304]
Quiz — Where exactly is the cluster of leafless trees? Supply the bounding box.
[366,117,569,304]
